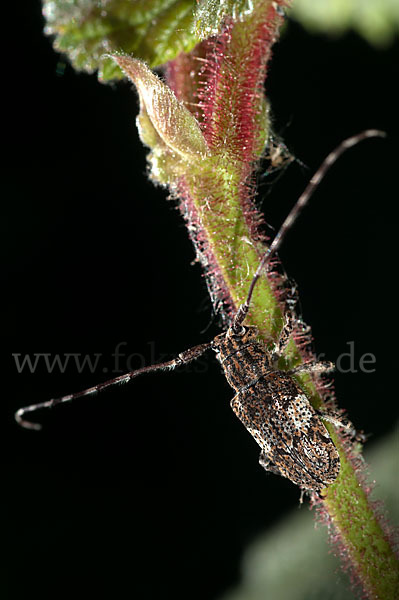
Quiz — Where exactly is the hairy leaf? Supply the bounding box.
[43,0,200,80]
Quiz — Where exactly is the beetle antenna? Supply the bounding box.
[232,129,386,330]
[15,342,211,430]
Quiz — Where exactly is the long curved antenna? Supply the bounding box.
[15,342,211,430]
[232,129,386,330]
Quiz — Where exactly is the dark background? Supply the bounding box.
[4,3,398,599]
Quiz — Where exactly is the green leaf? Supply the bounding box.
[43,0,200,80]
[290,0,399,46]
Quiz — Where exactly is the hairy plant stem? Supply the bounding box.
[29,0,398,595]
[113,2,398,597]
[163,6,399,600]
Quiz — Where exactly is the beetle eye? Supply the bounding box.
[229,325,246,337]
[210,338,219,350]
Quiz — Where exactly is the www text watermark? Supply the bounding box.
[11,342,207,375]
[12,340,376,376]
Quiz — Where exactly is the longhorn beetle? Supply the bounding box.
[15,130,384,493]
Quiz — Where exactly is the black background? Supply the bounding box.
[4,3,398,599]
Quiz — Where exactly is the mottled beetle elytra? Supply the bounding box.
[15,130,385,493]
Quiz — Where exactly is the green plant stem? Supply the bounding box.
[167,7,399,600]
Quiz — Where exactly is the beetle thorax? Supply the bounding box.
[212,326,273,392]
